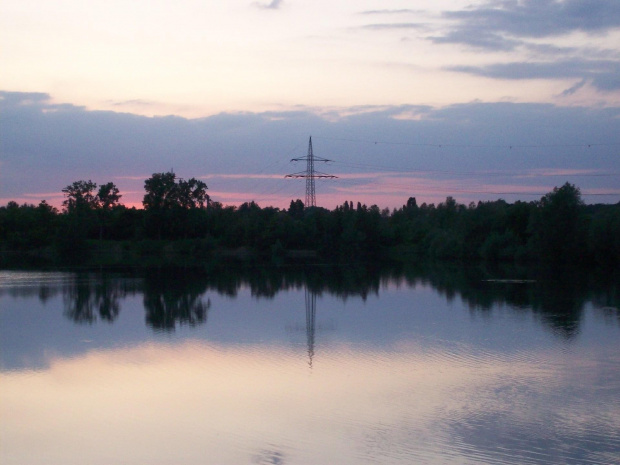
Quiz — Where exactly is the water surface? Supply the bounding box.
[1,266,619,465]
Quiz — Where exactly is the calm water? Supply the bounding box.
[1,265,619,465]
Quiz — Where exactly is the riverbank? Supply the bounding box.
[3,239,620,280]
[0,239,324,269]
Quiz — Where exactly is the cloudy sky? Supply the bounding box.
[2,0,620,209]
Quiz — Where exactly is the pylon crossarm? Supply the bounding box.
[285,174,336,179]
[290,157,332,163]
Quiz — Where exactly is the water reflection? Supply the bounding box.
[63,275,125,323]
[142,269,211,331]
[2,340,618,465]
[1,265,620,465]
[399,263,620,338]
[3,264,612,337]
[305,288,316,368]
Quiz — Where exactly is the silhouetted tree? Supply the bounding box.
[97,182,122,210]
[62,180,98,213]
[289,199,305,220]
[588,203,620,267]
[96,182,122,240]
[2,180,620,269]
[0,201,58,250]
[143,172,178,211]
[177,178,209,209]
[532,183,586,263]
[142,172,209,239]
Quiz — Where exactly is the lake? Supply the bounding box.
[1,264,619,465]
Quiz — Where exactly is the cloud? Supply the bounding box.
[429,29,520,51]
[2,91,620,209]
[561,79,588,96]
[0,91,87,112]
[253,0,283,10]
[426,0,620,65]
[447,59,620,91]
[0,91,50,106]
[440,0,620,44]
[361,23,427,31]
[107,99,155,107]
[201,173,285,180]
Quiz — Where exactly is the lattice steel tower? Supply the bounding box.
[286,137,336,207]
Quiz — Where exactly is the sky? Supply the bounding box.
[2,0,620,209]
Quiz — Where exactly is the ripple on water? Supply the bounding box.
[0,270,75,287]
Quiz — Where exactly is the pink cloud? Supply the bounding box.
[517,168,608,178]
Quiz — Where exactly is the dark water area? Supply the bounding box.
[1,263,619,464]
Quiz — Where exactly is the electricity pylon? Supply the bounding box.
[286,136,336,208]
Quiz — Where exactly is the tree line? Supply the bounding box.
[1,172,619,268]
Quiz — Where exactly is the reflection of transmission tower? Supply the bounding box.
[286,136,337,208]
[284,286,333,369]
[305,288,316,368]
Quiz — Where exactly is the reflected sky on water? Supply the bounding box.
[1,266,619,465]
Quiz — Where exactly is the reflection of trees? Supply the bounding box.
[169,263,387,301]
[198,263,387,301]
[48,261,619,337]
[304,265,386,302]
[142,270,211,331]
[38,285,57,303]
[398,262,620,339]
[529,266,587,338]
[63,273,138,323]
[137,263,618,337]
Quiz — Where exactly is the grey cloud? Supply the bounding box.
[429,29,520,51]
[429,0,620,54]
[591,70,620,90]
[561,79,588,96]
[447,59,620,91]
[0,91,88,113]
[523,43,581,56]
[443,0,620,41]
[0,91,50,106]
[2,91,619,207]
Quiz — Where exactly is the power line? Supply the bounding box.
[211,134,619,206]
[332,161,620,178]
[315,136,620,150]
[336,177,620,197]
